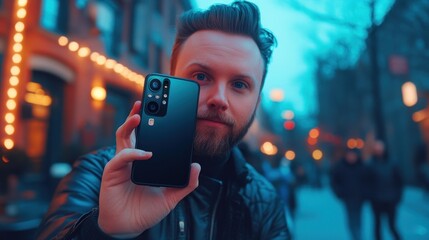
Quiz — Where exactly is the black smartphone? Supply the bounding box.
[131,73,199,188]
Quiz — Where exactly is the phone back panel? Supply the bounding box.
[132,74,199,187]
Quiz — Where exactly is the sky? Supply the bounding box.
[192,0,394,125]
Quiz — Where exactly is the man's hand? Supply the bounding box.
[98,101,200,238]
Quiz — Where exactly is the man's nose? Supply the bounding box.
[206,83,228,111]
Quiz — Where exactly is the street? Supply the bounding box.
[293,184,429,240]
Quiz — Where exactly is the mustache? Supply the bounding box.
[198,111,234,126]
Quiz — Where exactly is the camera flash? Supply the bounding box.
[148,118,155,126]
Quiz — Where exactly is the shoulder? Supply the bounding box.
[241,163,279,203]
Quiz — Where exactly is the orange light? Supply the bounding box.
[312,149,323,160]
[18,0,28,7]
[10,66,20,76]
[77,47,90,57]
[13,43,23,52]
[58,36,69,46]
[7,88,18,98]
[269,89,284,102]
[309,128,320,138]
[5,113,15,123]
[68,41,79,52]
[9,76,19,86]
[285,150,295,160]
[14,33,24,42]
[307,137,317,146]
[282,110,294,120]
[91,86,107,101]
[260,141,278,156]
[90,52,99,62]
[347,138,357,149]
[6,100,17,110]
[5,125,15,135]
[4,139,14,150]
[16,8,27,19]
[12,53,22,64]
[402,81,418,107]
[15,22,25,32]
[356,138,365,149]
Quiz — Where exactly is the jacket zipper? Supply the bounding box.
[209,184,223,240]
[177,202,187,240]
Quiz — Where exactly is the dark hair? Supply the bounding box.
[170,1,277,89]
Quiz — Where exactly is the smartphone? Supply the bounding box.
[131,73,199,188]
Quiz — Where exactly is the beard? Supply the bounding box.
[193,108,256,161]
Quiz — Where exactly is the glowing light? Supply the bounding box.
[96,55,106,65]
[7,88,18,98]
[10,66,20,76]
[13,43,23,52]
[6,100,17,110]
[68,41,79,52]
[285,150,295,160]
[90,52,99,62]
[9,76,19,86]
[58,36,69,46]
[5,113,15,123]
[114,63,124,73]
[26,82,42,92]
[105,59,116,69]
[282,110,294,120]
[14,33,24,42]
[309,128,320,138]
[15,22,25,32]
[12,53,22,63]
[413,110,427,122]
[356,138,365,149]
[91,86,107,101]
[347,138,357,149]
[18,0,28,7]
[78,47,90,57]
[307,137,317,146]
[5,125,15,135]
[283,120,295,130]
[402,81,418,107]
[4,139,14,149]
[312,149,323,160]
[260,141,278,156]
[17,8,27,19]
[25,93,52,106]
[270,89,284,102]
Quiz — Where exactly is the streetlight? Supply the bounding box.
[402,81,418,107]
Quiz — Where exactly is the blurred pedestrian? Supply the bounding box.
[330,148,370,240]
[368,140,403,240]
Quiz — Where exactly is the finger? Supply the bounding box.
[127,101,142,118]
[106,148,152,173]
[116,114,141,147]
[164,163,200,204]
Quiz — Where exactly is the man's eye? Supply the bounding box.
[233,81,247,89]
[194,73,207,81]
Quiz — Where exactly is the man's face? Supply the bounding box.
[173,30,264,158]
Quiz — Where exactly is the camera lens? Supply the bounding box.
[149,79,161,91]
[146,101,159,114]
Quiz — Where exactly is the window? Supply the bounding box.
[40,0,69,34]
[130,0,149,67]
[90,1,121,57]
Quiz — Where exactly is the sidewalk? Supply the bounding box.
[292,185,429,240]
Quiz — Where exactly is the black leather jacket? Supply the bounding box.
[36,146,290,239]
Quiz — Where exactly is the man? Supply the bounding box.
[368,140,403,240]
[36,1,290,239]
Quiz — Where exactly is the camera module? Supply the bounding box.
[146,101,159,114]
[149,79,162,91]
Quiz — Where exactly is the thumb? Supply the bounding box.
[164,163,200,203]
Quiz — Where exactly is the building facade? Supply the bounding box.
[316,0,429,183]
[0,0,192,192]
